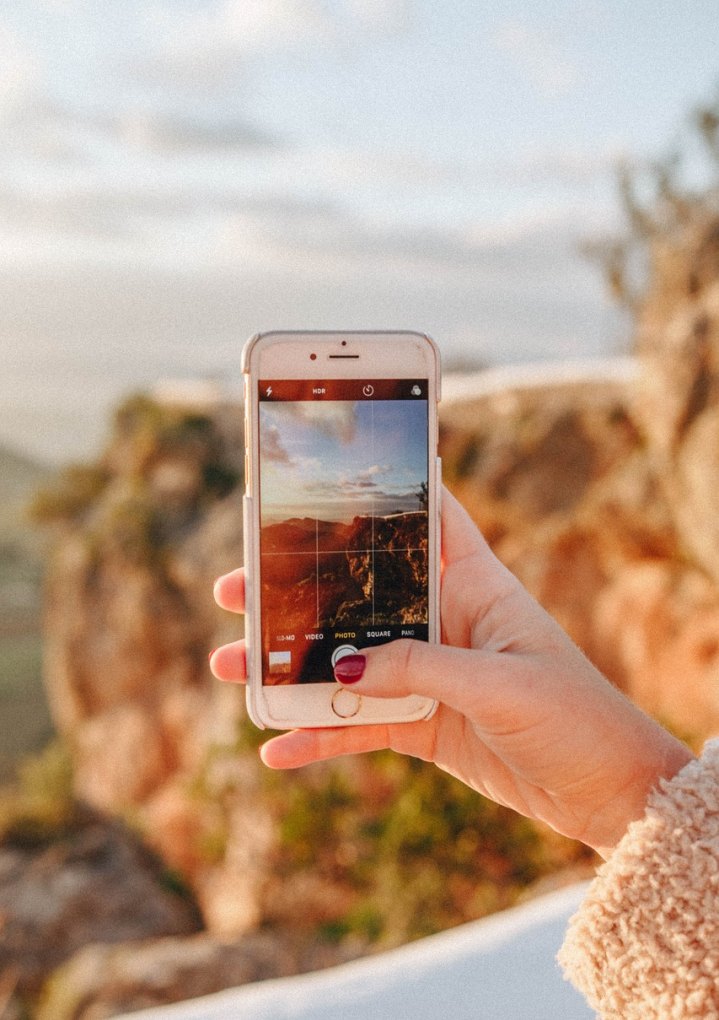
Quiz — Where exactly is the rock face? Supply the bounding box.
[37,395,273,937]
[441,374,654,679]
[36,932,297,1020]
[442,349,719,744]
[0,809,201,996]
[346,512,428,624]
[36,928,363,1020]
[441,208,719,744]
[633,221,719,586]
[260,511,428,638]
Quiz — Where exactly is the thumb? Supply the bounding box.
[334,639,505,720]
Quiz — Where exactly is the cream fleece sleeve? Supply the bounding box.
[558,740,719,1019]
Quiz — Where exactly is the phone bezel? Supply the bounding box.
[242,331,440,729]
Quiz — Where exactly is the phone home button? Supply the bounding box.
[331,687,361,719]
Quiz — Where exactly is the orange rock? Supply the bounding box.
[596,562,719,744]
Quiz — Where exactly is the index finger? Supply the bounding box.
[440,487,492,566]
[213,568,246,613]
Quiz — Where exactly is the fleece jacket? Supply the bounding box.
[558,739,719,1018]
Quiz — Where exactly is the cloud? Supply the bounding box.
[484,144,624,189]
[137,0,329,88]
[259,423,292,464]
[336,464,391,493]
[0,228,618,467]
[0,22,40,117]
[293,402,358,445]
[135,0,409,90]
[260,402,358,455]
[0,111,617,274]
[494,18,579,98]
[183,0,327,50]
[107,109,275,153]
[14,101,278,171]
[213,199,592,289]
[340,0,409,34]
[0,142,616,298]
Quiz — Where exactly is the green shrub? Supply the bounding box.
[0,740,79,846]
[113,395,240,495]
[99,489,164,565]
[260,746,591,948]
[29,465,110,524]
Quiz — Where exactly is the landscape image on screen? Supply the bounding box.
[259,395,429,684]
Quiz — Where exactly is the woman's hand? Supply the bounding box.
[211,489,693,858]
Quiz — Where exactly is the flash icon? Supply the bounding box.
[266,386,273,397]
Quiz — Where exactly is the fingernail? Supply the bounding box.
[334,654,366,684]
[209,648,218,662]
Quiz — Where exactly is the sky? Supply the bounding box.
[260,398,427,521]
[1,1,718,463]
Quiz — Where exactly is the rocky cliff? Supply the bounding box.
[18,200,719,1013]
[32,394,274,939]
[442,210,719,746]
[260,510,428,641]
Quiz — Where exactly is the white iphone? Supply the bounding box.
[242,330,441,729]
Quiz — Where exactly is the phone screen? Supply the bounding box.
[258,378,430,685]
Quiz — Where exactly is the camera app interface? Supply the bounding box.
[258,379,429,684]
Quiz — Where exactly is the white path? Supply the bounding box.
[123,883,596,1020]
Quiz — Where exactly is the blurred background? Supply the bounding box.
[2,3,719,1018]
[1,0,717,465]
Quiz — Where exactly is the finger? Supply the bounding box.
[440,487,519,595]
[261,726,391,769]
[209,639,247,683]
[440,487,489,565]
[214,568,245,613]
[332,639,518,727]
[260,715,439,769]
[439,489,526,645]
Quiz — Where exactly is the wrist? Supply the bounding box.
[591,737,695,860]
